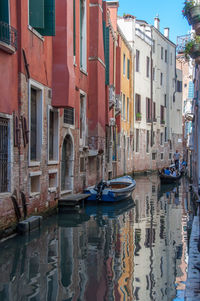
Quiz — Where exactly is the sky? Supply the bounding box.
[117,0,191,44]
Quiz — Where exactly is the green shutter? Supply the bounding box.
[105,26,110,85]
[0,0,9,23]
[73,0,76,56]
[127,59,130,79]
[38,0,55,36]
[29,0,44,29]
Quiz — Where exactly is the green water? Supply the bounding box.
[0,175,191,301]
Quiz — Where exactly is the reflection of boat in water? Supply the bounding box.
[159,173,181,184]
[158,183,179,198]
[84,176,136,202]
[85,198,135,218]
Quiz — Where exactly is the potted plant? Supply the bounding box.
[184,35,200,63]
[161,120,165,125]
[136,112,142,121]
[182,1,200,34]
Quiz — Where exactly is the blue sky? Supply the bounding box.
[117,0,191,44]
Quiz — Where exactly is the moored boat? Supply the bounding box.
[84,176,136,202]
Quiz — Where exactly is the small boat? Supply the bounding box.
[159,173,181,184]
[84,176,136,202]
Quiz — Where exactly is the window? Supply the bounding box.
[153,40,155,53]
[136,129,139,152]
[177,80,182,92]
[127,97,129,122]
[48,170,58,190]
[160,133,163,145]
[64,107,74,125]
[123,54,126,75]
[127,58,130,79]
[160,105,165,124]
[80,157,85,172]
[161,153,164,160]
[146,56,150,78]
[30,172,41,195]
[135,94,141,120]
[153,131,155,145]
[164,94,167,107]
[146,130,149,153]
[80,93,87,147]
[153,68,155,81]
[165,50,167,63]
[29,84,43,163]
[153,102,156,121]
[0,0,9,24]
[123,94,126,120]
[161,46,163,59]
[169,153,172,160]
[146,98,151,122]
[160,73,163,85]
[48,107,59,162]
[29,0,55,36]
[80,0,87,71]
[136,49,140,72]
[0,118,9,192]
[164,127,167,142]
[152,153,156,160]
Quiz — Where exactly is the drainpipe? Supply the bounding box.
[17,0,22,195]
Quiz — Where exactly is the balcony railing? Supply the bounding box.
[115,94,122,115]
[109,85,116,109]
[0,21,17,51]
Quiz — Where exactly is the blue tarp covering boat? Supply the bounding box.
[84,175,136,202]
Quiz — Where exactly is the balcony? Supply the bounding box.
[183,3,200,35]
[109,85,116,109]
[115,94,122,115]
[0,21,17,54]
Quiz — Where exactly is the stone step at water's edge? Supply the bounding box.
[17,216,43,234]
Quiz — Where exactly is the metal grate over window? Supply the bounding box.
[64,107,74,125]
[0,118,8,192]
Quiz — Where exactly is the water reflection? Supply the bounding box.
[0,175,191,301]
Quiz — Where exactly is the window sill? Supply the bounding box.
[29,161,41,167]
[0,192,11,199]
[80,68,88,76]
[28,25,44,41]
[30,192,40,197]
[48,160,59,166]
[63,123,75,129]
[48,187,57,193]
[0,41,16,54]
[60,190,72,195]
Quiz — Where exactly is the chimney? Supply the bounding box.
[154,15,160,31]
[164,27,169,39]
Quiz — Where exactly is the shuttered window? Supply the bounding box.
[103,21,110,85]
[127,59,130,79]
[0,0,9,23]
[29,0,55,36]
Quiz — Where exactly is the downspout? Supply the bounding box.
[17,0,22,194]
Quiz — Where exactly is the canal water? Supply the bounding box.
[0,174,194,301]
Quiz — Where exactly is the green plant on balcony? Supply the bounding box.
[136,112,142,120]
[184,35,200,62]
[161,120,165,125]
[182,0,195,19]
[182,1,200,34]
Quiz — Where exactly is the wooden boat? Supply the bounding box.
[84,176,136,202]
[159,173,181,184]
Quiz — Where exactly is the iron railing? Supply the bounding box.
[0,118,8,193]
[176,34,191,54]
[0,21,17,50]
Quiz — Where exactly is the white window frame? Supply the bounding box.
[48,169,58,192]
[80,0,87,73]
[123,53,126,75]
[123,94,126,120]
[127,97,129,122]
[29,171,42,196]
[47,105,59,165]
[28,80,44,167]
[80,90,87,147]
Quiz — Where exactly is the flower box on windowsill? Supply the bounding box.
[136,113,142,121]
[161,120,165,125]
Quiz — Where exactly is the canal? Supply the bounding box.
[0,174,194,301]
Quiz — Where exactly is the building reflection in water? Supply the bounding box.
[0,175,190,301]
